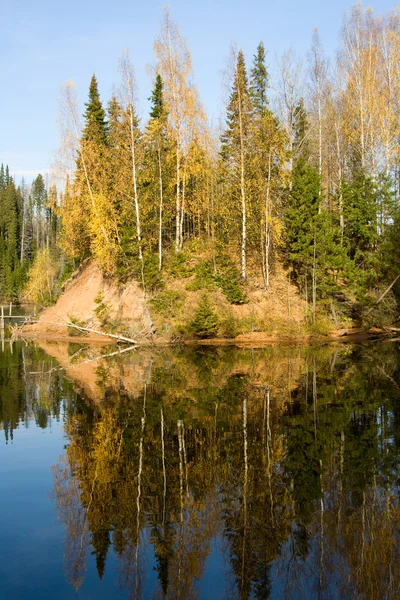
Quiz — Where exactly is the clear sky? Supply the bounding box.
[0,0,396,182]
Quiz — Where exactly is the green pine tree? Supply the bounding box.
[250,42,269,114]
[342,168,378,276]
[82,74,108,145]
[190,294,219,338]
[285,160,320,278]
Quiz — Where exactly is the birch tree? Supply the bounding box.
[118,51,144,268]
[153,7,206,252]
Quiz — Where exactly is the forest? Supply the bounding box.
[2,2,400,333]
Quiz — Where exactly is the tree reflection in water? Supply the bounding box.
[20,342,400,599]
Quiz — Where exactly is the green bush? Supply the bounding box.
[215,256,247,304]
[219,314,238,338]
[186,260,216,291]
[150,289,185,316]
[168,251,194,278]
[190,294,219,338]
[141,253,164,292]
[94,292,112,329]
[185,256,247,304]
[67,314,88,337]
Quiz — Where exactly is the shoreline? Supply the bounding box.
[16,327,397,347]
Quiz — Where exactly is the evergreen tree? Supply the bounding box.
[285,103,320,278]
[250,42,269,114]
[31,174,47,251]
[342,168,378,275]
[190,294,219,338]
[0,166,23,299]
[149,74,166,120]
[82,75,108,145]
[285,157,320,277]
[221,50,253,280]
[143,74,172,271]
[76,74,109,196]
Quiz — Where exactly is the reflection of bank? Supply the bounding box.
[46,342,400,599]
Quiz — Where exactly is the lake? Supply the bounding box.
[1,339,399,599]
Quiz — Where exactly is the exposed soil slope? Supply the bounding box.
[23,260,153,340]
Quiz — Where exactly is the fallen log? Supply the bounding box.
[28,344,137,375]
[15,319,139,345]
[364,274,400,317]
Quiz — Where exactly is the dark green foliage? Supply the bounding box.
[292,98,310,161]
[186,257,247,304]
[190,294,219,338]
[285,157,320,276]
[82,74,108,145]
[313,211,351,299]
[167,251,194,279]
[0,165,24,300]
[149,74,166,120]
[285,100,321,282]
[150,289,184,316]
[215,257,248,304]
[185,260,216,291]
[221,50,252,158]
[142,253,165,292]
[94,292,112,329]
[250,42,269,114]
[342,168,378,275]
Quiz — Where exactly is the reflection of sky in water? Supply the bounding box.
[0,341,400,599]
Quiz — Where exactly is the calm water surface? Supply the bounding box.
[1,340,400,599]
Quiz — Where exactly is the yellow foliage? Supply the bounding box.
[23,248,58,304]
[89,193,121,276]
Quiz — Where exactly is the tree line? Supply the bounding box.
[4,3,400,321]
[0,166,58,300]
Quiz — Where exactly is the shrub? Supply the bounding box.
[219,314,238,338]
[190,294,219,338]
[215,257,247,304]
[67,314,88,337]
[94,292,112,329]
[150,290,185,316]
[168,251,194,278]
[185,260,216,291]
[141,253,164,292]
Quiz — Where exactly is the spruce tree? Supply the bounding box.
[285,157,320,276]
[0,167,23,299]
[82,74,108,145]
[285,101,320,278]
[221,50,252,280]
[31,174,47,251]
[250,42,269,114]
[342,168,378,275]
[190,293,219,338]
[143,74,170,270]
[149,74,166,120]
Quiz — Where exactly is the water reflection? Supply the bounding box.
[0,342,77,441]
[2,341,400,598]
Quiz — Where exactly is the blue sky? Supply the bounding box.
[0,0,396,182]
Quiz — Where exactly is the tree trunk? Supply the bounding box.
[264,151,272,289]
[158,146,164,271]
[237,71,247,281]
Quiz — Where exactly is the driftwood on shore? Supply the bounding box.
[13,319,140,345]
[336,326,400,340]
